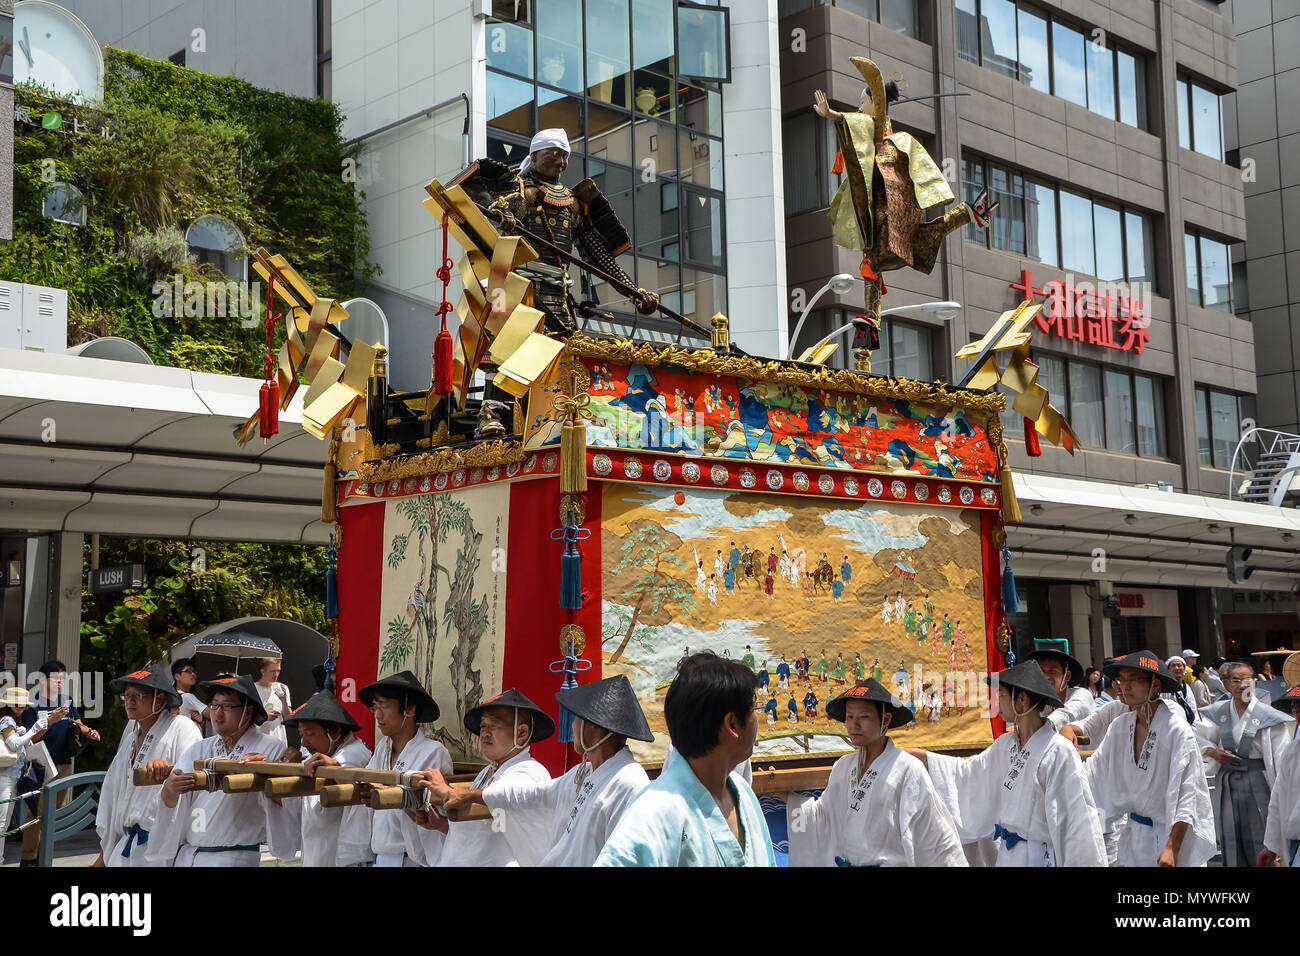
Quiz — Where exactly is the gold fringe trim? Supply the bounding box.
[564,333,1007,414]
[357,440,527,483]
[986,417,1021,524]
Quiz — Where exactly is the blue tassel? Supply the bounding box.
[549,652,592,743]
[1001,545,1018,615]
[324,656,336,694]
[552,520,591,611]
[325,535,339,619]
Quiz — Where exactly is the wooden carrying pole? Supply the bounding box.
[319,784,367,808]
[266,777,325,798]
[749,765,833,795]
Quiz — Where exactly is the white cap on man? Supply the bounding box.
[1181,648,1199,660]
[520,127,571,175]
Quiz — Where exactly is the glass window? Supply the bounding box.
[635,178,679,259]
[1233,259,1250,315]
[681,267,726,324]
[186,213,246,280]
[1185,233,1201,307]
[492,0,530,20]
[1191,83,1222,160]
[836,0,875,17]
[587,102,634,165]
[538,0,584,93]
[982,0,1018,78]
[1040,354,1067,412]
[1024,178,1057,267]
[633,0,675,119]
[683,188,723,268]
[963,154,987,245]
[1135,374,1166,458]
[538,90,586,168]
[1016,6,1050,93]
[487,70,536,136]
[587,160,636,304]
[956,0,979,64]
[1125,211,1153,287]
[1093,203,1124,282]
[587,0,631,108]
[1117,49,1144,128]
[1199,236,1231,312]
[1177,78,1190,151]
[890,321,932,380]
[1051,21,1087,107]
[1195,387,1211,465]
[1069,362,1105,448]
[1103,369,1135,454]
[1210,390,1240,468]
[634,117,677,177]
[678,83,722,137]
[680,130,722,189]
[1085,35,1115,119]
[678,3,729,81]
[880,0,918,36]
[990,163,1025,255]
[487,19,534,78]
[784,113,825,215]
[1058,190,1094,276]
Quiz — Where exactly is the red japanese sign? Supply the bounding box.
[1009,270,1151,355]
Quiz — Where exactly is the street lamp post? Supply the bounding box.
[795,301,963,366]
[785,273,858,361]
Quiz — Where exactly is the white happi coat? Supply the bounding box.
[928,722,1106,867]
[368,732,452,866]
[788,738,967,867]
[439,747,553,866]
[1264,730,1300,866]
[95,713,202,866]
[595,752,775,867]
[1084,702,1216,867]
[1047,686,1097,730]
[290,735,372,867]
[533,747,650,866]
[146,726,297,867]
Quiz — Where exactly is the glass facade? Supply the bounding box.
[486,0,728,328]
[778,0,920,37]
[964,153,1156,289]
[1196,387,1255,468]
[1186,231,1235,313]
[954,0,1149,129]
[1177,74,1224,161]
[1004,356,1168,459]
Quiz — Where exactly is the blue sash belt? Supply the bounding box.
[834,857,880,867]
[121,823,149,858]
[1130,813,1154,827]
[1289,839,1299,867]
[993,824,1024,850]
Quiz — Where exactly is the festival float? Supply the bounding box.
[234,57,1078,833]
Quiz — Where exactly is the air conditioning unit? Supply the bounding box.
[0,281,69,353]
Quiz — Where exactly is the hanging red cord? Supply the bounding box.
[258,274,281,439]
[432,212,455,397]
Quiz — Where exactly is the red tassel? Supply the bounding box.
[434,318,454,396]
[1023,416,1041,457]
[831,150,845,175]
[260,380,280,438]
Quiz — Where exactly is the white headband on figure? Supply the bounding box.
[520,127,571,174]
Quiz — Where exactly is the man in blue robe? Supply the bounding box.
[596,654,774,866]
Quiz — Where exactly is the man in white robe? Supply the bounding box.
[280,690,373,867]
[783,678,966,866]
[461,675,653,866]
[94,666,202,867]
[907,660,1106,867]
[596,653,774,866]
[1261,686,1300,866]
[1022,647,1094,731]
[355,670,452,866]
[1084,650,1216,867]
[149,675,298,867]
[1196,661,1294,867]
[421,687,554,866]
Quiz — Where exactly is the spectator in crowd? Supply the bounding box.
[20,660,99,865]
[1190,664,1213,709]
[1207,658,1228,698]
[254,658,292,745]
[1,686,66,857]
[1163,656,1198,722]
[171,658,207,728]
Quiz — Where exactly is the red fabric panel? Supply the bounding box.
[502,477,603,775]
[336,500,386,749]
[982,510,1007,740]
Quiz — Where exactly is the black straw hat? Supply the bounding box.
[986,661,1063,707]
[465,688,555,743]
[1272,685,1300,713]
[283,690,361,733]
[359,671,440,723]
[1103,650,1181,694]
[1023,648,1085,688]
[111,665,181,711]
[198,674,268,724]
[555,675,653,742]
[825,678,914,727]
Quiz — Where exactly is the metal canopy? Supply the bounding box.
[0,349,330,544]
